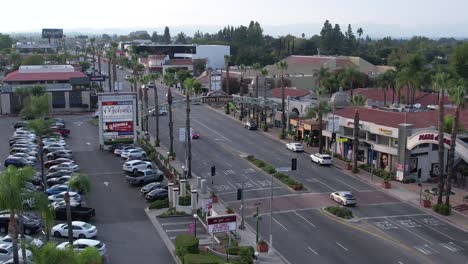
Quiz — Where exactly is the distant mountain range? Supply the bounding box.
[5,23,468,39]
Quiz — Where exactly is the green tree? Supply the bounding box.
[148,73,161,146]
[313,66,330,91]
[276,61,288,136]
[261,68,269,131]
[340,66,360,96]
[349,95,366,171]
[183,78,201,178]
[0,33,13,50]
[65,174,91,245]
[163,26,171,44]
[31,242,102,264]
[28,118,52,189]
[177,70,193,94]
[450,43,468,80]
[176,32,188,44]
[22,54,44,65]
[34,193,54,242]
[306,89,331,153]
[0,166,34,264]
[224,55,231,96]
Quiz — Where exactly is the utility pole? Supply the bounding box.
[239,181,245,229]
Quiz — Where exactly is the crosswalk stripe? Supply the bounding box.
[440,242,464,252]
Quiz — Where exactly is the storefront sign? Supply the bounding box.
[327,117,340,132]
[378,128,393,136]
[336,138,348,143]
[207,214,237,234]
[417,134,451,145]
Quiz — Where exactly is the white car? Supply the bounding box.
[330,191,357,206]
[43,143,67,153]
[10,147,38,157]
[42,140,67,146]
[57,239,106,256]
[0,235,43,248]
[49,162,79,172]
[51,200,81,209]
[92,111,99,118]
[114,146,137,156]
[9,153,36,163]
[149,107,168,116]
[310,153,332,165]
[48,191,81,203]
[286,142,304,152]
[122,160,153,173]
[0,243,32,260]
[121,149,146,159]
[52,221,97,239]
[120,147,143,158]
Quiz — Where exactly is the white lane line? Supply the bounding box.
[165,229,189,232]
[360,214,427,220]
[386,217,433,245]
[408,216,454,240]
[193,119,232,142]
[313,178,336,191]
[161,222,193,226]
[307,246,319,255]
[330,176,362,192]
[225,181,237,190]
[225,162,232,168]
[397,261,404,264]
[294,211,316,228]
[273,218,288,231]
[359,202,405,206]
[218,187,284,195]
[336,242,348,251]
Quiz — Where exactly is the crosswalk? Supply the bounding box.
[414,242,465,255]
[439,242,464,252]
[414,244,439,255]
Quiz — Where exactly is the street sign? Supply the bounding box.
[90,76,105,82]
[207,214,237,234]
[179,128,185,142]
[327,117,340,132]
[336,138,348,143]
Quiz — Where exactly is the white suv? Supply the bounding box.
[310,153,332,165]
[122,160,153,174]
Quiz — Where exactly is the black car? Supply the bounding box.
[45,170,72,179]
[140,182,167,195]
[145,189,168,201]
[0,213,41,235]
[4,157,34,168]
[13,121,29,129]
[54,204,95,221]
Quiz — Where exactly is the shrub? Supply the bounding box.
[402,178,416,184]
[263,165,277,174]
[149,198,169,209]
[228,246,239,255]
[81,103,89,108]
[253,159,266,168]
[433,203,451,216]
[246,155,255,162]
[352,167,359,174]
[179,195,191,206]
[175,235,199,258]
[160,208,187,217]
[183,253,223,264]
[279,132,286,139]
[226,207,234,214]
[238,246,255,263]
[325,206,353,219]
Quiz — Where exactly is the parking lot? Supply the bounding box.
[1,114,174,264]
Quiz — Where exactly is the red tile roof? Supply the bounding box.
[4,70,87,82]
[334,107,468,129]
[287,56,332,66]
[271,87,310,99]
[352,88,451,106]
[335,58,353,68]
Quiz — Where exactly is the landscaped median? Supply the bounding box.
[245,155,305,191]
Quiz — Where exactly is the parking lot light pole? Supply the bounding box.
[193,214,198,237]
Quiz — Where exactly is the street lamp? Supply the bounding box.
[193,214,198,237]
[370,145,374,182]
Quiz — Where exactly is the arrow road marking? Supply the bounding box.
[103,182,109,186]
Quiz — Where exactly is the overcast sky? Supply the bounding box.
[3,0,468,37]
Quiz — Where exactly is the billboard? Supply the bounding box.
[42,28,64,39]
[207,214,237,234]
[98,93,137,147]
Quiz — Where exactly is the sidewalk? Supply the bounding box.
[205,103,468,231]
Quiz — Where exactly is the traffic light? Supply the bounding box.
[237,188,243,200]
[211,166,216,176]
[331,132,336,144]
[291,158,297,171]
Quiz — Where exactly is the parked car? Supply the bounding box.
[57,239,106,256]
[49,162,79,173]
[149,107,168,116]
[46,176,72,186]
[0,234,43,248]
[51,200,81,209]
[13,121,29,129]
[50,127,70,137]
[286,142,304,152]
[141,182,166,195]
[46,150,73,160]
[92,111,99,118]
[45,170,72,179]
[310,153,332,165]
[0,243,32,262]
[126,156,152,162]
[43,143,67,153]
[0,213,41,235]
[50,122,65,129]
[46,184,72,196]
[121,149,146,159]
[147,81,155,88]
[10,147,37,157]
[108,143,130,153]
[44,158,74,168]
[9,153,36,163]
[126,169,163,185]
[42,116,65,124]
[114,146,137,156]
[145,189,168,201]
[124,75,131,80]
[11,143,38,151]
[330,191,357,206]
[4,157,34,168]
[122,160,153,174]
[244,121,257,130]
[48,191,81,203]
[52,221,97,239]
[428,187,455,196]
[9,138,35,147]
[42,139,66,146]
[54,204,95,222]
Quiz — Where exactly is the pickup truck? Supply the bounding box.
[126,169,164,185]
[54,204,95,221]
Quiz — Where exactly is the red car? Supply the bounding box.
[44,158,74,169]
[191,130,200,139]
[50,126,70,137]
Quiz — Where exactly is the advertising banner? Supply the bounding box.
[102,101,133,122]
[207,214,237,234]
[42,28,64,39]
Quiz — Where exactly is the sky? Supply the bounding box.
[3,0,468,38]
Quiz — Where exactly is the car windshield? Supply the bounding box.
[344,194,355,199]
[323,157,331,160]
[82,223,93,229]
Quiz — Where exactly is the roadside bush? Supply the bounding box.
[160,208,187,217]
[246,155,255,162]
[238,246,255,263]
[183,252,223,264]
[263,165,277,174]
[228,246,239,255]
[433,203,451,216]
[175,235,199,259]
[402,178,416,184]
[279,132,286,139]
[179,195,191,206]
[325,206,353,219]
[352,167,359,174]
[149,198,169,209]
[253,159,266,168]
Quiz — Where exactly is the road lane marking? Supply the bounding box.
[359,202,405,206]
[336,242,348,251]
[329,176,362,192]
[103,181,109,186]
[225,181,237,190]
[193,119,232,142]
[161,222,193,226]
[219,186,284,195]
[397,262,404,264]
[386,217,433,244]
[439,242,464,252]
[414,245,438,255]
[360,214,427,220]
[273,218,288,231]
[307,246,319,255]
[294,211,316,228]
[408,216,454,240]
[313,178,336,191]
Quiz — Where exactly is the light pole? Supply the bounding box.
[193,214,198,237]
[370,145,374,182]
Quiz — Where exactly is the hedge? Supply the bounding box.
[179,195,191,206]
[238,246,255,263]
[325,206,353,219]
[149,198,169,209]
[183,253,223,264]
[175,235,199,258]
[433,203,451,216]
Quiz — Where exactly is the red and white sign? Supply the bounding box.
[207,214,237,234]
[104,121,133,132]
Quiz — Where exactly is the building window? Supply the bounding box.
[378,135,390,146]
[52,92,65,108]
[344,127,353,137]
[419,143,429,149]
[69,91,82,108]
[432,144,439,151]
[368,133,377,142]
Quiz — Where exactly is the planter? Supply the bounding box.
[257,243,269,253]
[383,182,391,189]
[211,196,218,203]
[422,200,432,208]
[346,164,352,170]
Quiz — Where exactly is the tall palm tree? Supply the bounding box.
[183,78,201,178]
[167,87,174,155]
[110,42,119,92]
[28,119,51,190]
[349,95,366,170]
[322,75,340,95]
[445,81,465,206]
[0,166,34,264]
[224,55,231,95]
[261,68,269,132]
[148,73,161,146]
[253,63,262,126]
[306,89,331,153]
[65,174,91,245]
[276,61,288,136]
[340,66,360,96]
[432,72,451,205]
[34,193,54,242]
[239,64,246,120]
[313,66,330,90]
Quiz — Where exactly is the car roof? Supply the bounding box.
[0,243,11,249]
[75,239,100,246]
[337,191,353,195]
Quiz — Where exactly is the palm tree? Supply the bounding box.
[105,48,113,92]
[306,89,331,153]
[28,119,51,190]
[183,78,201,178]
[432,72,451,205]
[340,66,360,96]
[0,166,34,264]
[239,64,246,120]
[65,174,91,245]
[383,70,397,105]
[261,68,269,132]
[224,55,231,95]
[253,63,262,126]
[167,87,174,155]
[313,66,330,90]
[349,95,366,171]
[276,61,288,136]
[322,75,340,95]
[148,73,161,146]
[110,42,119,92]
[445,81,465,206]
[34,193,54,242]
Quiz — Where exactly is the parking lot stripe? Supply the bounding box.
[294,211,316,228]
[336,242,348,251]
[386,217,433,244]
[360,214,428,220]
[307,246,319,255]
[160,222,193,226]
[439,242,464,252]
[273,218,288,231]
[408,216,454,240]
